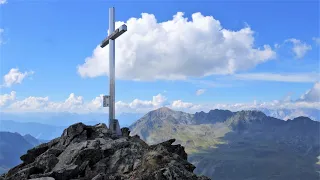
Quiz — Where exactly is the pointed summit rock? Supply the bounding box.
[1,122,210,180]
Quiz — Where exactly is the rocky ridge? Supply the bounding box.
[0,122,210,180]
[129,107,320,180]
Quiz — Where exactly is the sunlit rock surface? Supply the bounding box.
[0,123,210,180]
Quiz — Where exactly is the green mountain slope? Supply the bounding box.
[129,107,320,180]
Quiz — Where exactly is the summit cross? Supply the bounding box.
[100,7,127,136]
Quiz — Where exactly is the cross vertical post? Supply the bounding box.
[101,7,127,136]
[109,7,116,130]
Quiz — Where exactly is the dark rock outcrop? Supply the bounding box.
[120,127,130,137]
[1,123,210,180]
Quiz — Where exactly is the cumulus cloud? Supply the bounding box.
[115,94,167,113]
[2,68,34,87]
[166,83,320,112]
[286,38,312,59]
[169,83,320,113]
[298,82,320,102]
[1,83,319,114]
[78,12,276,81]
[5,93,88,113]
[1,92,168,114]
[9,96,49,111]
[0,91,16,106]
[171,100,194,109]
[86,94,104,109]
[196,89,206,96]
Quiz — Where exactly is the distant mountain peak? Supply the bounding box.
[291,116,312,121]
[235,110,267,117]
[148,106,176,118]
[194,109,234,124]
[155,106,174,113]
[23,134,33,138]
[208,109,232,113]
[22,133,41,146]
[288,116,317,126]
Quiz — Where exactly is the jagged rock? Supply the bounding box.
[120,127,130,137]
[2,122,210,180]
[133,134,140,139]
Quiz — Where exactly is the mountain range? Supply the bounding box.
[0,107,319,179]
[1,108,318,140]
[129,107,320,180]
[0,132,44,174]
[0,112,142,140]
[0,112,143,127]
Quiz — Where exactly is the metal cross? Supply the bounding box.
[101,7,127,135]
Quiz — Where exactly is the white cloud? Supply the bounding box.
[196,89,206,96]
[87,94,104,109]
[2,68,34,87]
[0,0,7,5]
[233,72,319,83]
[298,82,320,102]
[0,91,16,106]
[171,100,194,109]
[286,38,312,59]
[1,93,168,114]
[65,93,83,106]
[5,93,88,113]
[1,83,319,114]
[167,84,320,113]
[9,96,49,111]
[312,37,320,45]
[116,94,167,113]
[169,99,320,114]
[78,12,276,81]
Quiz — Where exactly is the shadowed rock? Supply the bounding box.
[1,123,210,180]
[121,127,130,137]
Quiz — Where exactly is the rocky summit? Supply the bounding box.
[0,122,210,180]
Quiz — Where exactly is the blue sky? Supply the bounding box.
[0,0,319,114]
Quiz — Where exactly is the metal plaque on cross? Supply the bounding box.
[103,95,110,107]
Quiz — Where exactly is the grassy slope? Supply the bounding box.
[145,122,230,154]
[135,122,320,180]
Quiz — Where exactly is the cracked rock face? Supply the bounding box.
[1,123,210,180]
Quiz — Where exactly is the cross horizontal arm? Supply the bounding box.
[100,24,127,48]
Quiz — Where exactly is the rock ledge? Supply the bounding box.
[1,123,210,180]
